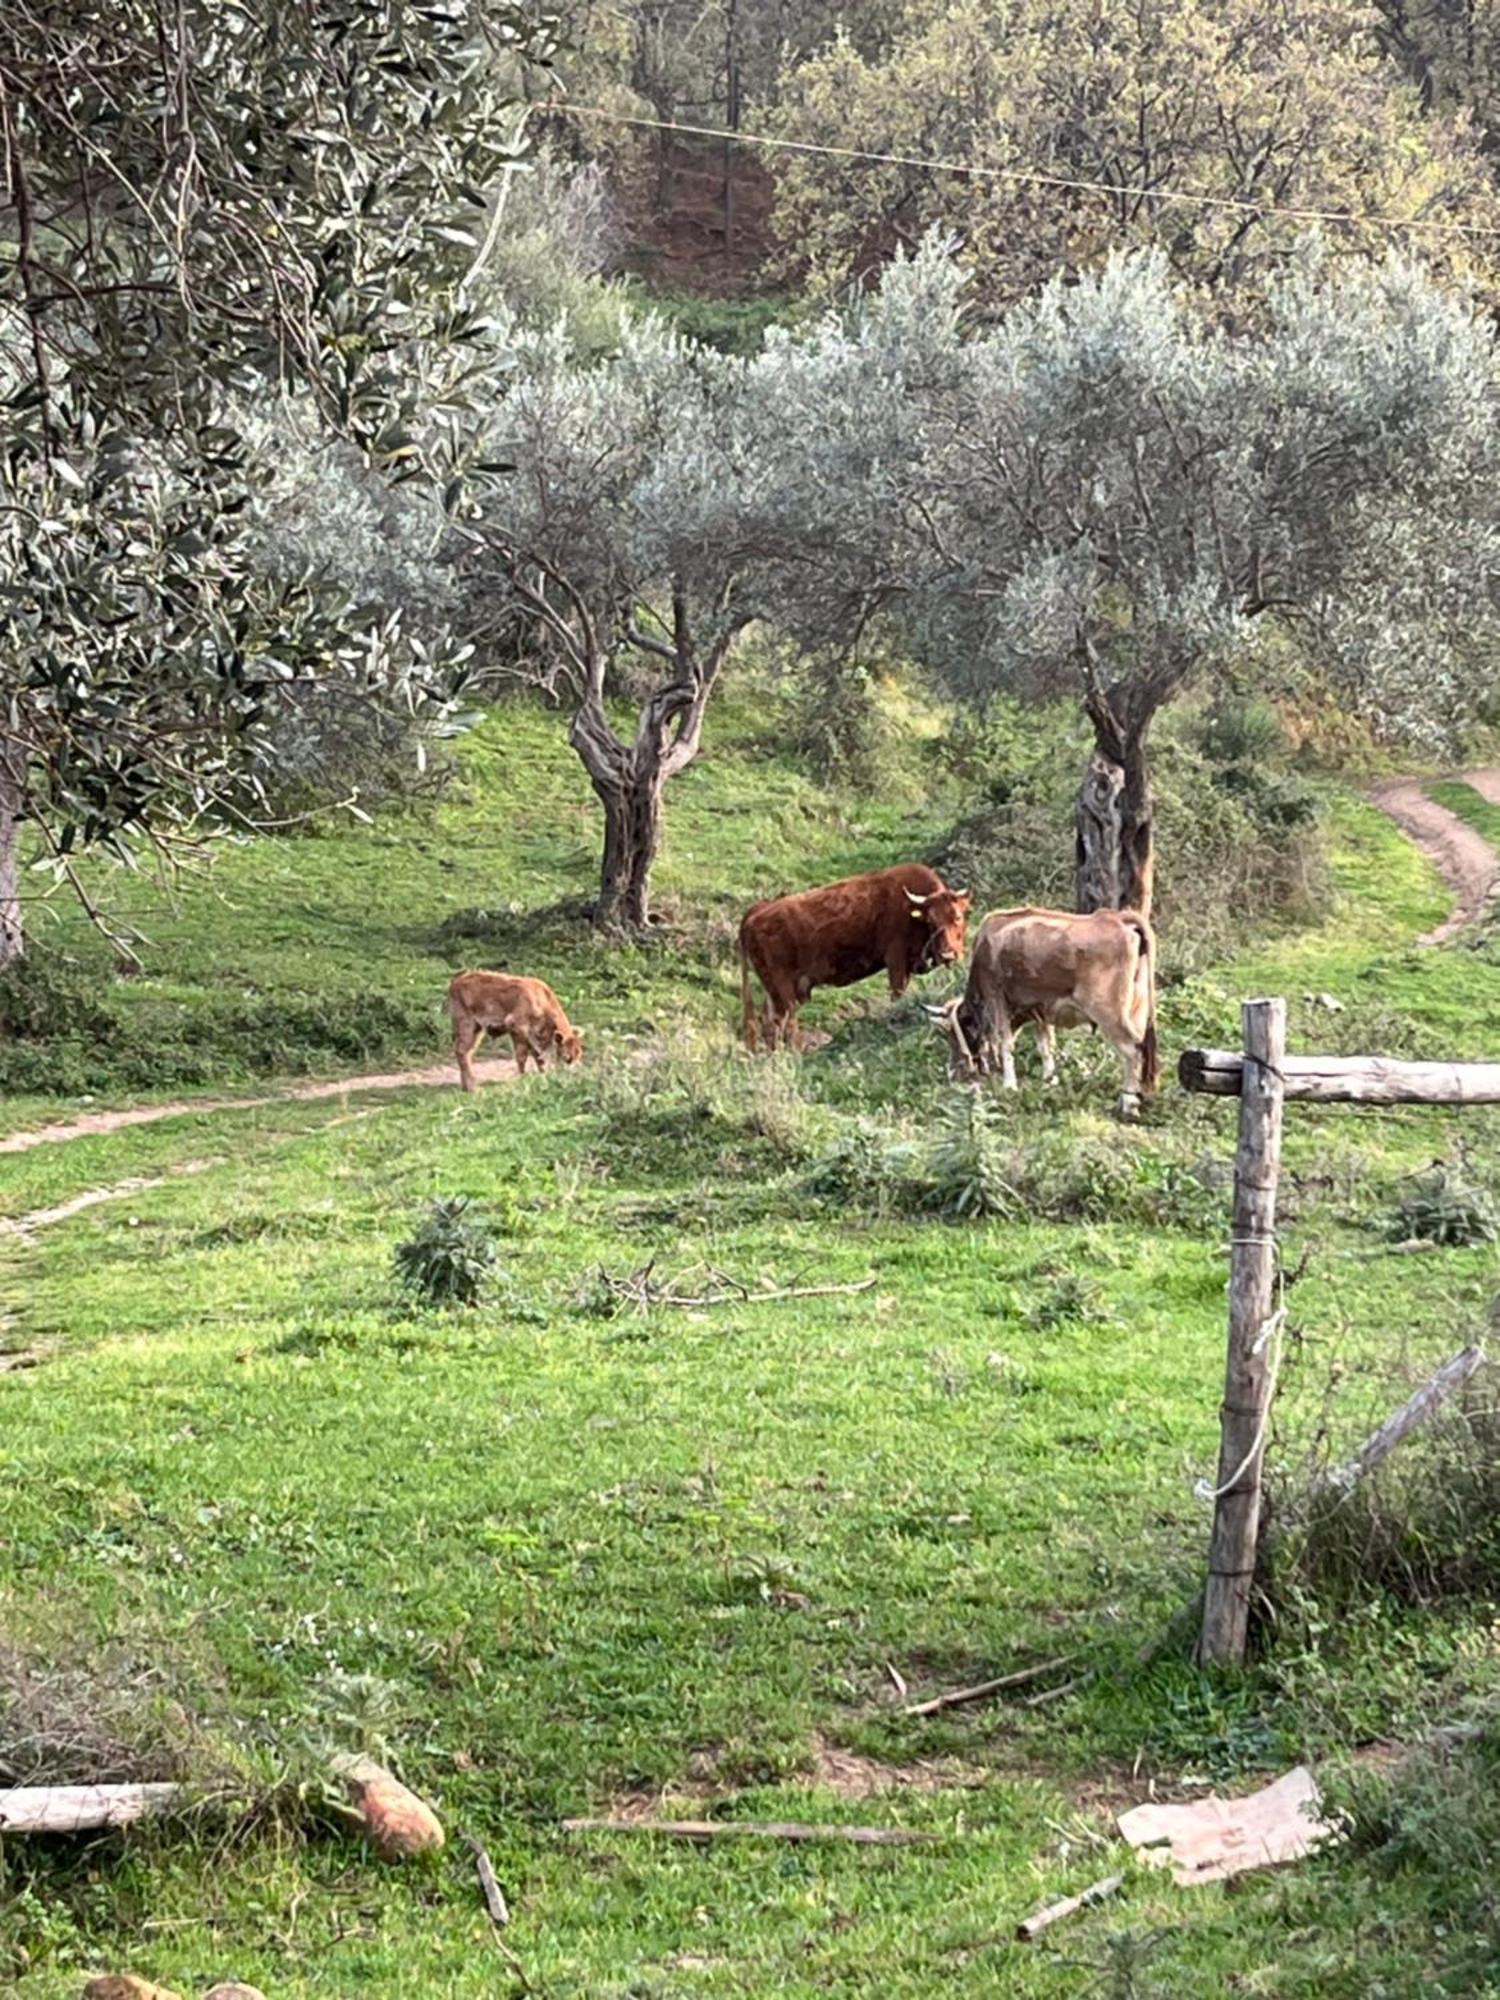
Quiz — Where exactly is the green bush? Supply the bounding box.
[393,1198,500,1308]
[1382,1157,1499,1247]
[0,955,115,1044]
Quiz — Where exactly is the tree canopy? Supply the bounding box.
[0,0,554,963]
[766,0,1500,304]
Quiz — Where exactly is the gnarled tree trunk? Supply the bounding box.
[593,759,665,931]
[0,744,24,969]
[1075,679,1159,921]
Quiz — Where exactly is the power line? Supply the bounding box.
[560,101,1500,243]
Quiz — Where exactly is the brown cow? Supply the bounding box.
[739,864,971,1052]
[448,971,583,1091]
[926,905,1159,1116]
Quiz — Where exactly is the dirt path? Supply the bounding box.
[0,1057,517,1156]
[1369,770,1500,944]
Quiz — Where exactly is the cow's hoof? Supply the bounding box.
[1117,1093,1142,1122]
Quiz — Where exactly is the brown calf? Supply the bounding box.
[927,905,1159,1116]
[448,971,583,1092]
[739,863,971,1052]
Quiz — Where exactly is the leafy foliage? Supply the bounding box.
[393,1197,501,1308]
[768,0,1500,303]
[1382,1157,1500,1246]
[0,0,555,960]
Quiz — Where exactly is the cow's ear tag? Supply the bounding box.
[911,908,924,919]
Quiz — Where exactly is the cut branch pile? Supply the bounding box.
[591,1260,877,1313]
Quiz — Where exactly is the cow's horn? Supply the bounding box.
[905,888,932,905]
[949,885,969,898]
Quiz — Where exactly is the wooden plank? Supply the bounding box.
[1198,999,1285,1668]
[1179,1049,1500,1105]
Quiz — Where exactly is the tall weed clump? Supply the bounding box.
[588,1022,828,1167]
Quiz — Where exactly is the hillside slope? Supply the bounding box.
[2,719,1498,1999]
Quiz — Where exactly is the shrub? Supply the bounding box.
[1381,1157,1499,1247]
[922,1088,1020,1218]
[393,1198,499,1308]
[0,954,114,1044]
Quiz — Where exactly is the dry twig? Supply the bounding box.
[562,1816,932,1846]
[902,1656,1076,1717]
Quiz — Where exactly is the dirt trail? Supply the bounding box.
[1368,769,1500,944]
[0,1057,517,1156]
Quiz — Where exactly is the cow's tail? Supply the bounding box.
[739,938,759,1052]
[1128,915,1160,1094]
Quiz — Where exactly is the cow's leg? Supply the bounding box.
[1036,1019,1059,1085]
[995,1003,1019,1090]
[453,1012,482,1093]
[760,970,803,1053]
[511,1031,530,1075]
[1100,1020,1144,1119]
[885,943,914,999]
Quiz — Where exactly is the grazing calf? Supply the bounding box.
[928,905,1159,1117]
[448,971,583,1091]
[739,864,971,1052]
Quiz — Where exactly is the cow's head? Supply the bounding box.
[558,1028,584,1066]
[907,883,971,971]
[924,993,985,1079]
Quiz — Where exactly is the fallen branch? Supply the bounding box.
[902,1656,1076,1717]
[561,1817,932,1846]
[1315,1343,1485,1498]
[461,1828,511,1926]
[1016,1872,1124,1942]
[0,1782,184,1833]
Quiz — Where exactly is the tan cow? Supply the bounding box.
[448,971,583,1091]
[927,905,1159,1116]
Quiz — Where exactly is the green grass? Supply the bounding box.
[1430,777,1500,883]
[2,711,1499,1996]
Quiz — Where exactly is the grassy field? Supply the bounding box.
[2,711,1499,1997]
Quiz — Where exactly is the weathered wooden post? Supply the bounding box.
[1198,997,1286,1668]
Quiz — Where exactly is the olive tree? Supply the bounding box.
[459,315,758,929]
[751,237,1500,918]
[0,0,553,965]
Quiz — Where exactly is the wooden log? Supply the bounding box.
[1016,1872,1124,1942]
[0,1783,182,1834]
[561,1817,932,1846]
[1179,1049,1500,1105]
[1317,1343,1486,1497]
[1199,999,1286,1669]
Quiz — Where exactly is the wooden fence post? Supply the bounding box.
[1198,997,1286,1668]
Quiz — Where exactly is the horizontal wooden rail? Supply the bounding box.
[1179,1050,1500,1105]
